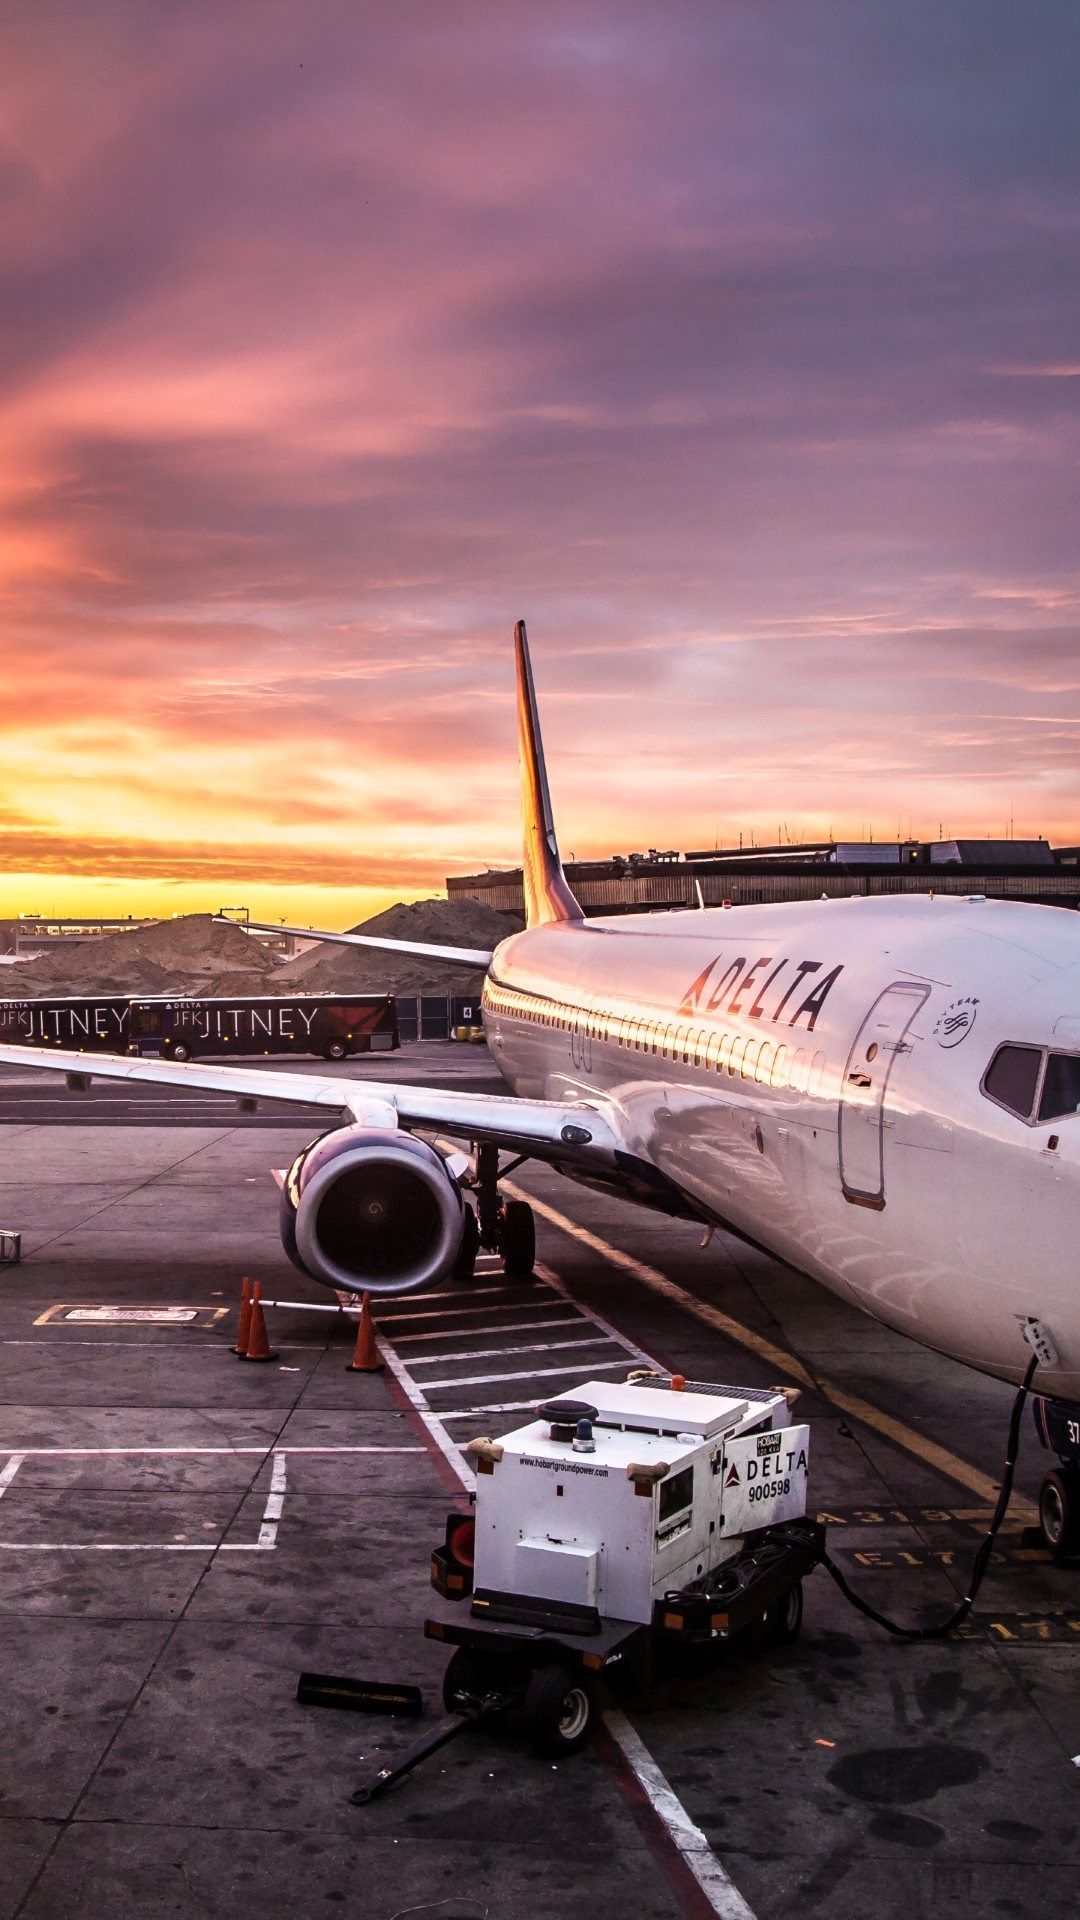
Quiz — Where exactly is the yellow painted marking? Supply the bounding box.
[34,1303,229,1330]
[511,1183,1037,1517]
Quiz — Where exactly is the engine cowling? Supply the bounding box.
[280,1126,465,1296]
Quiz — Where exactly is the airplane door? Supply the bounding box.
[570,1008,593,1073]
[839,981,930,1208]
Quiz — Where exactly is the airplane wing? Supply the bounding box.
[220,919,494,967]
[0,1044,621,1168]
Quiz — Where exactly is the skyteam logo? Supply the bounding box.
[934,996,979,1048]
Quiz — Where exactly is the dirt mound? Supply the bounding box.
[3,902,518,1003]
[277,898,521,999]
[7,915,278,999]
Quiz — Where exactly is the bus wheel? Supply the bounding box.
[172,1043,191,1063]
[499,1200,535,1279]
[324,1040,348,1061]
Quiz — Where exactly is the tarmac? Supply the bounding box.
[0,1041,1076,1920]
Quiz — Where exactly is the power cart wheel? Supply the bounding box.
[452,1205,479,1283]
[765,1580,804,1646]
[523,1663,594,1758]
[499,1199,535,1279]
[1038,1469,1080,1554]
[442,1646,507,1714]
[324,1039,348,1061]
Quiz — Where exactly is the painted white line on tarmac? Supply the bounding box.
[371,1299,535,1327]
[0,1454,25,1498]
[0,1446,424,1457]
[421,1358,629,1392]
[258,1450,287,1546]
[378,1285,519,1314]
[604,1710,758,1920]
[376,1332,477,1495]
[407,1335,618,1368]
[437,1402,540,1419]
[394,1313,583,1345]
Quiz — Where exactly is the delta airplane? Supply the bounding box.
[3,623,1080,1548]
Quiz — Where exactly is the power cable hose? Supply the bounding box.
[816,1354,1039,1639]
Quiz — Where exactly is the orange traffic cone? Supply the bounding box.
[346,1292,383,1373]
[233,1276,252,1357]
[243,1280,278,1363]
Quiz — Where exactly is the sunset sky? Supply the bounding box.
[2,2,1079,927]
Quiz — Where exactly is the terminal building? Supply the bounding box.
[448,838,1080,918]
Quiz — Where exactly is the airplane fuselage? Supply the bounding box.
[482,893,1080,1397]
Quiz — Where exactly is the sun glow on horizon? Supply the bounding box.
[2,5,1079,901]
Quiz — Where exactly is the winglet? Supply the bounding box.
[515,620,583,927]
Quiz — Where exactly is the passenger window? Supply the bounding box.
[770,1044,788,1087]
[808,1052,825,1096]
[706,1032,719,1070]
[1038,1053,1080,1123]
[756,1042,774,1084]
[983,1044,1042,1121]
[742,1039,759,1080]
[789,1048,807,1091]
[716,1032,730,1072]
[728,1036,746,1076]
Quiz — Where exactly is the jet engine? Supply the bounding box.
[280,1125,466,1296]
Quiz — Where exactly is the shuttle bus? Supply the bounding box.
[0,996,132,1051]
[126,993,399,1062]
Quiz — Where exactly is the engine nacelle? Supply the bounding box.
[280,1126,465,1296]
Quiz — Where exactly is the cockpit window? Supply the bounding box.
[982,1044,1042,1120]
[1038,1053,1080,1123]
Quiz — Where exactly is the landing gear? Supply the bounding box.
[499,1198,535,1279]
[1038,1469,1080,1555]
[470,1143,535,1279]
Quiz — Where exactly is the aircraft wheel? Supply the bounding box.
[499,1199,535,1279]
[1038,1469,1080,1554]
[523,1663,594,1756]
[452,1205,479,1283]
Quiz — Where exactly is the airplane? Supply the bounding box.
[2,622,1080,1553]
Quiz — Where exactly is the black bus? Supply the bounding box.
[126,994,399,1062]
[0,995,132,1051]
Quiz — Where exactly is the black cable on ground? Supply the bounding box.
[817,1354,1039,1640]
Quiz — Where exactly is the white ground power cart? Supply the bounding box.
[417,1371,823,1769]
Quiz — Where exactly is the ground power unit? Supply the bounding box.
[419,1371,823,1772]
